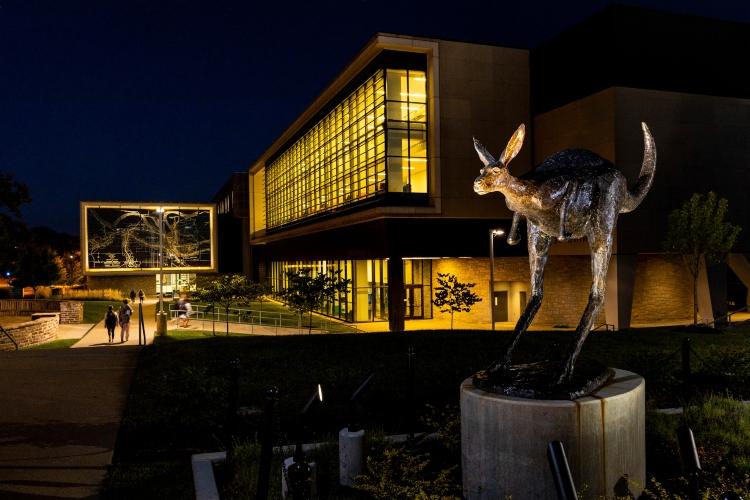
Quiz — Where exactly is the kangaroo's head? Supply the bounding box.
[473,123,525,195]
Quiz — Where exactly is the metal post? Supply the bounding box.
[547,441,577,500]
[407,346,415,441]
[489,229,504,331]
[489,229,495,331]
[155,208,168,335]
[256,386,278,500]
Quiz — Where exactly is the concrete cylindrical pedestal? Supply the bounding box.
[339,428,365,487]
[461,369,645,499]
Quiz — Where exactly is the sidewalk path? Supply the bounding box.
[73,301,155,348]
[0,347,139,498]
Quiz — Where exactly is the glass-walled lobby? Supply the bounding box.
[262,67,428,230]
[269,258,433,323]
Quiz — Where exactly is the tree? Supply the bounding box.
[280,269,350,334]
[0,172,31,274]
[194,274,257,336]
[663,192,742,325]
[432,272,482,330]
[12,245,60,298]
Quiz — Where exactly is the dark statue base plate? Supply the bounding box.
[472,360,614,400]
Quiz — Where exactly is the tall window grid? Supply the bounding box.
[264,68,427,230]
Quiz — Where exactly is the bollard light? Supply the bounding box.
[677,425,701,474]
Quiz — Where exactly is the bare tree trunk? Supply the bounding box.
[226,306,230,336]
[308,310,313,335]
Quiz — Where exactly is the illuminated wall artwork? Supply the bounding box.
[81,203,217,274]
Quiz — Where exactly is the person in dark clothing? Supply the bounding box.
[104,305,118,343]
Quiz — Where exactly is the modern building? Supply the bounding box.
[213,172,250,274]
[242,6,750,332]
[81,202,217,296]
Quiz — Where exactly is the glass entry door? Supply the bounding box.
[404,285,424,319]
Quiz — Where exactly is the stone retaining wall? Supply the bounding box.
[0,314,59,351]
[59,301,84,324]
[0,300,83,324]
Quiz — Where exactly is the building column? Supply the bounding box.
[387,255,405,332]
[696,260,714,324]
[728,253,750,306]
[604,253,637,330]
[705,261,728,325]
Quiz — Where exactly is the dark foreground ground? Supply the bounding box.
[102,326,750,499]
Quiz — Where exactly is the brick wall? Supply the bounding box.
[0,315,58,351]
[631,255,693,323]
[430,254,693,329]
[432,257,605,327]
[59,301,84,324]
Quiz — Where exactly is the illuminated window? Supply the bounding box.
[265,67,428,230]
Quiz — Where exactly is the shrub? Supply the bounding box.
[62,288,125,301]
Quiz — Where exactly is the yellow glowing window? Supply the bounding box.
[264,67,427,229]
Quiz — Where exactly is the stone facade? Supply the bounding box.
[0,315,58,351]
[59,301,84,324]
[631,254,693,324]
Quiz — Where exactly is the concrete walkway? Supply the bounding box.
[0,302,160,498]
[72,301,155,348]
[0,347,139,498]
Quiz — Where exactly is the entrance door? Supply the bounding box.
[404,285,424,319]
[493,291,509,322]
[519,291,528,312]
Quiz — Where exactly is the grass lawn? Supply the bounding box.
[82,300,121,324]
[102,326,750,499]
[24,338,79,349]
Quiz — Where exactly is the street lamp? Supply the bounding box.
[156,207,167,335]
[489,228,505,331]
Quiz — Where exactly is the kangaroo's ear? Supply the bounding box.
[499,123,525,166]
[473,137,496,167]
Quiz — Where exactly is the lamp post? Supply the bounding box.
[489,228,505,331]
[156,208,167,335]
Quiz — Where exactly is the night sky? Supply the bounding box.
[2,0,748,235]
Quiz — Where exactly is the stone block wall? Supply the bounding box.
[0,315,58,351]
[59,301,83,324]
[631,255,693,323]
[433,256,613,328]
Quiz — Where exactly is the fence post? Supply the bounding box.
[547,441,577,500]
[256,386,279,500]
[682,337,692,401]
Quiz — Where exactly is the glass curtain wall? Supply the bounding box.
[264,68,427,230]
[270,260,354,322]
[270,258,432,323]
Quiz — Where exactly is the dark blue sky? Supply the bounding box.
[2,0,748,234]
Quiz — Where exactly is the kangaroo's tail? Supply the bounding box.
[620,122,656,213]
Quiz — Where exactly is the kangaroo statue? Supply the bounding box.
[473,122,656,384]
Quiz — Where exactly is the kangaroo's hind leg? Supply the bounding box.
[488,223,554,375]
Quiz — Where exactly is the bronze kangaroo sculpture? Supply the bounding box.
[473,122,656,384]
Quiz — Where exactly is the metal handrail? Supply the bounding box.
[704,306,748,327]
[0,325,18,350]
[592,323,615,332]
[168,303,361,334]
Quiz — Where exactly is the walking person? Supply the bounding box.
[118,299,133,342]
[104,305,118,343]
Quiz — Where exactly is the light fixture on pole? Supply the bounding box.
[489,228,505,331]
[155,207,168,336]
